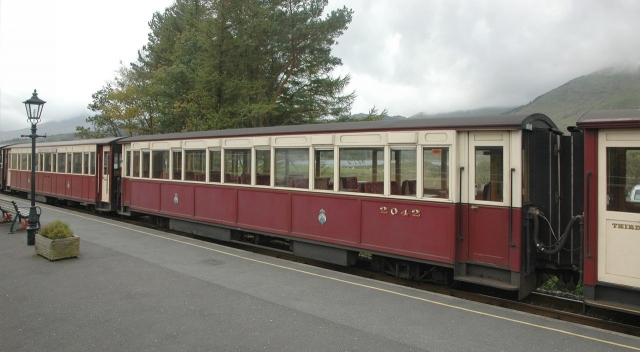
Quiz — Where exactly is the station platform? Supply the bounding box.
[1,196,639,352]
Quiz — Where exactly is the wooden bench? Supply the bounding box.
[0,198,12,223]
[0,199,40,234]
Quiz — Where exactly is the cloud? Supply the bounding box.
[0,0,175,132]
[328,0,640,116]
[2,0,639,134]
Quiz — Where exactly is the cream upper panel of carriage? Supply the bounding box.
[334,131,455,146]
[55,144,97,153]
[126,130,457,150]
[13,144,96,154]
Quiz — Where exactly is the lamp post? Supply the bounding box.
[22,89,46,246]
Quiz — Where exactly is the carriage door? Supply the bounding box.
[467,132,511,267]
[101,147,111,203]
[597,131,640,288]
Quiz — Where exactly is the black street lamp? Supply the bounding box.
[22,89,46,246]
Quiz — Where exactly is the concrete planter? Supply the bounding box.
[35,234,79,261]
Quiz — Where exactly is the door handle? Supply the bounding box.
[470,205,479,209]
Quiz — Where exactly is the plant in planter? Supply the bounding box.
[35,220,79,261]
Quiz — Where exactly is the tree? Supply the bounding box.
[336,106,388,122]
[83,0,365,135]
[77,64,158,138]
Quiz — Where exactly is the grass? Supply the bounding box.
[538,275,584,298]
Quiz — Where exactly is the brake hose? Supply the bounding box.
[529,208,583,255]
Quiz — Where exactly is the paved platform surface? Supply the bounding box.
[1,196,640,352]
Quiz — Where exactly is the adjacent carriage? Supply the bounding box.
[5,138,123,211]
[0,142,17,191]
[577,109,640,314]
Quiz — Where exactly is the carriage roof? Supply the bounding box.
[577,109,640,129]
[120,113,557,143]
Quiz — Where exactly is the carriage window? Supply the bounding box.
[103,151,110,175]
[132,151,141,177]
[90,152,96,174]
[423,147,449,198]
[44,153,51,172]
[185,150,206,181]
[209,150,221,183]
[391,148,416,197]
[274,148,308,188]
[38,154,43,171]
[152,151,169,179]
[475,147,503,202]
[20,154,28,171]
[255,149,271,186]
[339,148,384,193]
[172,150,182,180]
[57,153,66,173]
[52,154,57,172]
[72,153,82,174]
[314,149,334,191]
[125,151,131,177]
[83,152,90,174]
[606,147,640,214]
[11,154,17,170]
[113,152,121,171]
[224,149,251,184]
[141,151,150,178]
[66,153,73,174]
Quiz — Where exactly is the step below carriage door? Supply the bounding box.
[468,131,511,267]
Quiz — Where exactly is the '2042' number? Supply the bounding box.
[379,207,421,218]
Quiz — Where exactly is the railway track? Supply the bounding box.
[34,201,640,337]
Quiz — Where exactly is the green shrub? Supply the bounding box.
[39,220,74,239]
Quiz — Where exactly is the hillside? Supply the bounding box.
[0,116,88,142]
[410,106,516,119]
[509,67,640,131]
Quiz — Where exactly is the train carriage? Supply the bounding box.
[0,142,18,191]
[577,109,640,314]
[6,138,123,211]
[119,114,561,299]
[6,110,638,311]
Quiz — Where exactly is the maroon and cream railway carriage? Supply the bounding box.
[6,138,123,211]
[577,109,640,314]
[119,114,562,299]
[0,142,18,191]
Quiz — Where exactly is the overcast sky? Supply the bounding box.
[1,0,639,132]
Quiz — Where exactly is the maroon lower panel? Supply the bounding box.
[194,186,237,225]
[160,183,195,217]
[237,189,291,233]
[131,181,161,212]
[360,199,456,263]
[291,194,360,245]
[469,205,510,267]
